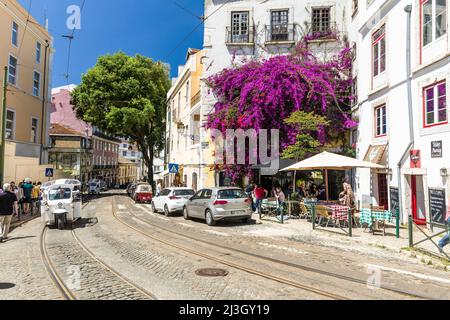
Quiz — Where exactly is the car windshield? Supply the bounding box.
[138,186,151,192]
[48,188,71,200]
[174,190,195,196]
[89,183,98,187]
[217,189,247,199]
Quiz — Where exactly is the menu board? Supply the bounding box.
[429,188,446,226]
[390,187,399,213]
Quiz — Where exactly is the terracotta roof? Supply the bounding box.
[49,123,83,136]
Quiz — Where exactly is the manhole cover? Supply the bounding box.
[0,283,15,290]
[195,268,229,277]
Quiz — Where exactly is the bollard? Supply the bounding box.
[348,209,353,237]
[408,215,413,248]
[312,205,316,230]
[396,208,400,239]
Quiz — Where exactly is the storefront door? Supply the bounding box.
[378,174,388,210]
[411,176,426,225]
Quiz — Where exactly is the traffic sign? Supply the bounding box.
[169,163,179,174]
[45,168,54,178]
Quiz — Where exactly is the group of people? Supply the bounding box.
[0,179,42,243]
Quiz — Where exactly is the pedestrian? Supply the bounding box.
[0,183,19,243]
[339,178,355,208]
[10,182,19,218]
[438,203,450,253]
[17,182,24,218]
[31,182,41,216]
[274,186,286,215]
[22,178,33,215]
[253,184,267,224]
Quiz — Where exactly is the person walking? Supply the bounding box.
[339,178,355,208]
[253,184,267,224]
[22,179,33,216]
[274,186,286,216]
[438,204,450,253]
[31,182,41,216]
[0,184,19,243]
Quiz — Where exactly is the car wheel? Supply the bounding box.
[164,205,171,217]
[205,210,216,226]
[151,202,156,213]
[183,207,190,220]
[242,218,251,224]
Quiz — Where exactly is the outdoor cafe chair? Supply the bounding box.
[299,202,311,220]
[315,205,332,227]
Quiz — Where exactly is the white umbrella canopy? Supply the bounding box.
[281,151,384,171]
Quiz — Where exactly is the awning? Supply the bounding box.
[364,144,388,165]
[281,151,384,171]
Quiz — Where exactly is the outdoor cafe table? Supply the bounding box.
[324,204,351,222]
[359,208,393,228]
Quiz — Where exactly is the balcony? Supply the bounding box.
[225,26,255,45]
[191,91,201,107]
[304,22,339,42]
[265,24,296,44]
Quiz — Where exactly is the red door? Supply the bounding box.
[411,176,426,225]
[378,174,388,210]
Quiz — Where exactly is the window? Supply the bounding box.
[33,71,41,97]
[422,0,447,47]
[375,105,387,137]
[12,22,18,46]
[186,81,190,104]
[372,25,386,77]
[6,110,15,140]
[123,151,127,157]
[178,92,181,119]
[36,42,42,63]
[352,42,357,60]
[231,11,249,43]
[311,8,331,33]
[31,118,38,143]
[352,76,358,107]
[8,55,17,85]
[424,81,447,127]
[352,0,359,15]
[270,10,289,41]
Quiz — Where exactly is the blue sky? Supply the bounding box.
[18,0,204,87]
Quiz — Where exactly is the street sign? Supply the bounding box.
[169,163,179,174]
[431,141,443,158]
[45,168,54,178]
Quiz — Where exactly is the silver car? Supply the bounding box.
[183,187,253,226]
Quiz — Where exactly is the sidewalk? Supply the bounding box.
[250,213,450,271]
[10,213,40,232]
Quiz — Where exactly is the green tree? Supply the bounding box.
[71,53,171,189]
[282,111,330,161]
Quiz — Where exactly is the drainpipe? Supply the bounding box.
[40,40,50,165]
[397,4,414,222]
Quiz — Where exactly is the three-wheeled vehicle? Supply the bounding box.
[133,184,153,204]
[41,184,82,230]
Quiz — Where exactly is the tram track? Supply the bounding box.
[112,196,349,300]
[118,195,436,300]
[40,196,157,300]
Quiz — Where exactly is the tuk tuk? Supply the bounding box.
[133,184,153,204]
[41,184,82,229]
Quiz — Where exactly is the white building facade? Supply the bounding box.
[351,0,449,226]
[202,0,350,186]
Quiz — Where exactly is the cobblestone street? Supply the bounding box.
[1,193,450,300]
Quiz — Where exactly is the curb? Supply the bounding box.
[10,215,40,231]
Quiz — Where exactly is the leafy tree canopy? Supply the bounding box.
[71,52,171,187]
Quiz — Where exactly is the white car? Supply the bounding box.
[151,188,195,217]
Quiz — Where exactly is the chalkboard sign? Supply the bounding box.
[429,188,446,226]
[390,187,399,213]
[431,141,443,158]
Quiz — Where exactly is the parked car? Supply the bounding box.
[183,187,252,226]
[152,188,195,216]
[88,182,101,195]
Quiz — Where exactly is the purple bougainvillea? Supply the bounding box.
[205,38,357,181]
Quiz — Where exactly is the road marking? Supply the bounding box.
[178,223,194,228]
[366,264,450,285]
[155,216,170,222]
[204,230,230,237]
[257,242,309,255]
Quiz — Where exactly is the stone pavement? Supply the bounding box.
[250,213,450,271]
[0,218,61,300]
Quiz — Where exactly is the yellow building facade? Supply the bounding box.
[0,0,54,183]
[165,49,216,190]
[118,158,138,186]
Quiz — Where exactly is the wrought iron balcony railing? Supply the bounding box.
[226,26,255,45]
[265,24,296,43]
[305,22,339,41]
